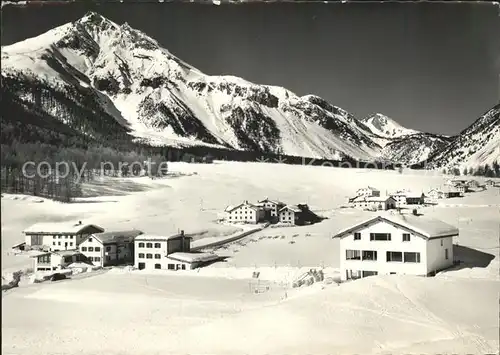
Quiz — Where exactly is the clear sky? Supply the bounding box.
[2,2,499,135]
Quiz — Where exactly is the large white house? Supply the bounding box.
[333,214,458,281]
[79,230,143,267]
[225,201,265,224]
[356,186,381,197]
[23,221,104,251]
[30,250,89,272]
[134,231,191,270]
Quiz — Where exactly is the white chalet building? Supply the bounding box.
[333,214,458,281]
[256,198,286,220]
[349,195,397,211]
[79,230,143,267]
[356,186,381,197]
[23,221,104,251]
[225,201,265,224]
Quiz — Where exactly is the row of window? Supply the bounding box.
[353,233,411,242]
[88,256,101,262]
[52,235,75,239]
[138,242,162,248]
[81,246,105,252]
[138,253,162,259]
[143,264,187,270]
[345,250,422,263]
[53,241,74,247]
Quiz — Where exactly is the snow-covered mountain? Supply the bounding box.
[361,113,419,139]
[424,104,500,170]
[1,12,382,161]
[380,133,452,166]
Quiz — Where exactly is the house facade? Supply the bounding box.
[257,198,286,220]
[23,221,104,251]
[350,196,397,211]
[356,187,381,197]
[405,193,425,205]
[485,179,496,186]
[333,215,457,281]
[30,250,89,272]
[225,201,265,224]
[134,231,192,270]
[79,230,143,267]
[427,189,444,200]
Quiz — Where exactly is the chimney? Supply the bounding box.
[180,230,184,236]
[78,221,82,225]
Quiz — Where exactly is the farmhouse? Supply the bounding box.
[23,221,104,251]
[356,186,381,197]
[134,231,193,270]
[349,196,397,211]
[333,214,458,281]
[256,198,286,221]
[79,230,143,267]
[485,179,496,186]
[30,250,90,272]
[225,201,265,224]
[278,204,320,225]
[426,188,444,200]
[405,192,425,205]
[389,191,408,205]
[427,187,463,200]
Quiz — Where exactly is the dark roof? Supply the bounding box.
[92,230,143,244]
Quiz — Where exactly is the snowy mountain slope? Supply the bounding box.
[1,12,382,161]
[380,133,452,166]
[362,113,419,139]
[424,104,500,169]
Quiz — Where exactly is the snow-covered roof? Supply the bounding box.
[351,195,395,203]
[225,202,260,212]
[167,252,220,264]
[332,214,459,240]
[279,205,302,213]
[356,186,380,192]
[257,198,285,206]
[135,233,192,242]
[90,230,143,245]
[11,242,26,249]
[23,221,104,235]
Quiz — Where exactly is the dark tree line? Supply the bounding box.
[445,162,500,177]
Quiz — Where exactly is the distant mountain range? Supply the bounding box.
[1,12,498,169]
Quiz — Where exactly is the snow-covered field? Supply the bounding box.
[2,161,499,355]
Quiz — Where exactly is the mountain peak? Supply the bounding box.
[362,113,418,138]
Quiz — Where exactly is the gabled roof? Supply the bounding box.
[225,202,260,212]
[257,198,285,206]
[135,233,193,242]
[351,195,396,203]
[87,230,143,245]
[356,186,380,192]
[332,214,459,240]
[23,221,104,235]
[279,205,302,213]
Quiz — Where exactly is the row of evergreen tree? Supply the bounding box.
[444,162,500,177]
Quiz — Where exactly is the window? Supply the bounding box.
[58,236,62,239]
[88,257,94,262]
[403,252,420,263]
[370,233,391,241]
[146,253,153,259]
[386,251,403,262]
[53,242,56,245]
[181,265,186,270]
[154,243,161,248]
[362,250,377,261]
[81,247,87,251]
[138,253,144,258]
[138,243,145,248]
[154,254,161,259]
[95,247,101,252]
[58,242,61,246]
[94,257,101,262]
[445,248,448,260]
[354,233,361,240]
[146,243,153,248]
[402,233,411,242]
[88,247,94,252]
[362,271,378,277]
[69,242,73,247]
[345,250,361,260]
[155,264,161,269]
[440,239,443,247]
[65,236,68,239]
[70,236,74,239]
[106,256,111,261]
[168,264,175,270]
[88,238,92,242]
[106,246,111,252]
